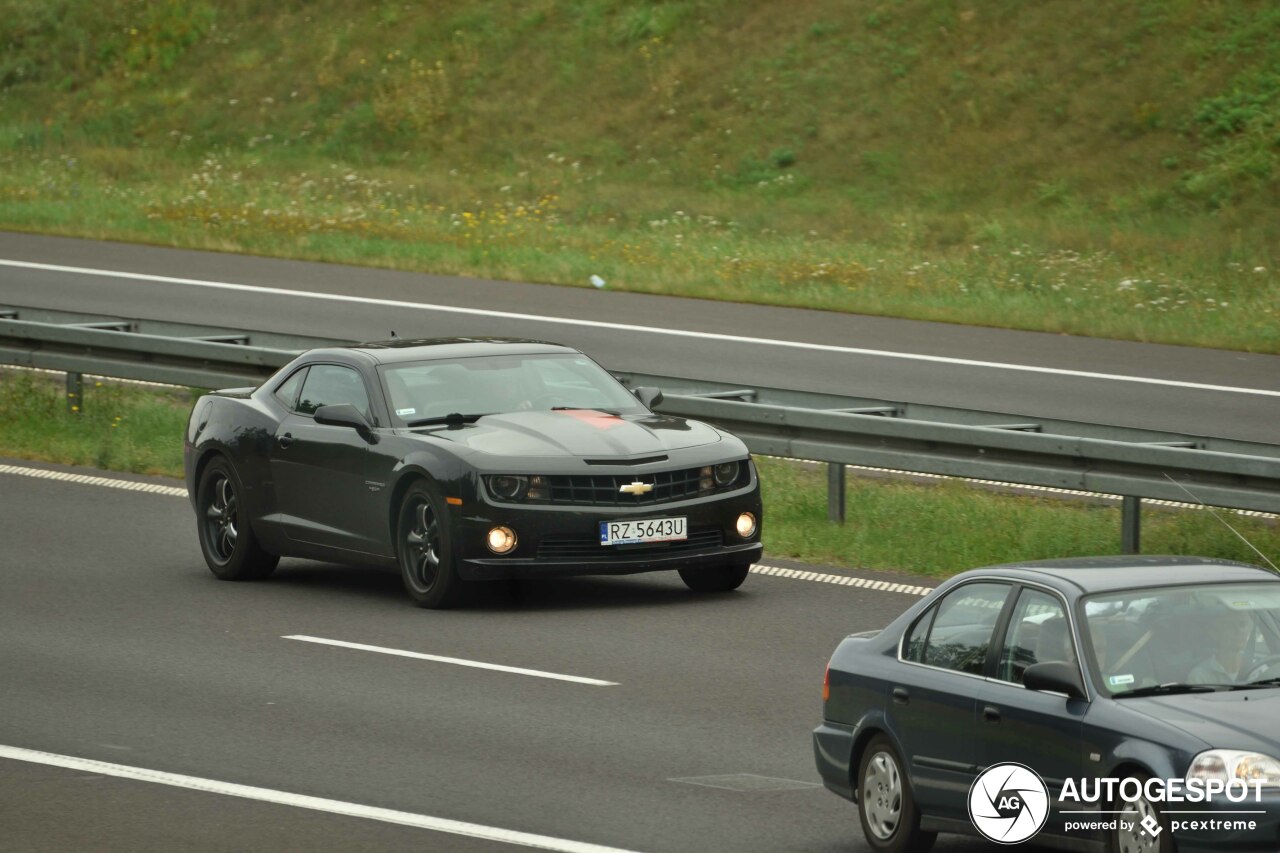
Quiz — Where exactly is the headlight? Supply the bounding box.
[484,475,548,502]
[700,461,742,491]
[1188,750,1280,787]
[713,461,740,486]
[487,475,529,501]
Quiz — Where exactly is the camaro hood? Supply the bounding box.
[411,410,724,458]
[1122,689,1280,753]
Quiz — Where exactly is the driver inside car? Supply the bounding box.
[1187,607,1255,684]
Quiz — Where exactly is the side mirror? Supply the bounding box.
[634,386,664,409]
[1023,661,1088,700]
[313,403,375,441]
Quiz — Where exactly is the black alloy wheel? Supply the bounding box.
[397,482,464,608]
[196,457,278,581]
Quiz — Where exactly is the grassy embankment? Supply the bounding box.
[0,0,1277,351]
[3,373,1275,579]
[2,3,1278,575]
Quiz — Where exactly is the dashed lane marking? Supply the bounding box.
[750,564,932,596]
[0,463,188,497]
[284,635,619,686]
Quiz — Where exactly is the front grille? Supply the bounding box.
[540,467,709,507]
[536,527,724,560]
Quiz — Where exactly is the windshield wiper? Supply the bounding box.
[406,412,490,427]
[1115,682,1224,698]
[1232,677,1280,690]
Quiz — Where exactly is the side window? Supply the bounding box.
[297,364,370,417]
[921,582,1011,676]
[903,607,938,663]
[997,588,1075,684]
[273,367,307,411]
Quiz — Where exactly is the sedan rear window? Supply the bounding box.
[917,582,1011,676]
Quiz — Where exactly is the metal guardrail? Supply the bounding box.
[3,306,1279,553]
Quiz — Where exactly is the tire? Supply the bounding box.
[857,735,936,853]
[396,481,465,609]
[1108,772,1174,853]
[196,457,278,581]
[678,563,750,592]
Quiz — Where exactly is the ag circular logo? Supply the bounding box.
[968,762,1050,844]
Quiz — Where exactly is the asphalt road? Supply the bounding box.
[0,460,1053,852]
[1,232,1277,443]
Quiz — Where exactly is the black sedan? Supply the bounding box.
[814,556,1280,852]
[184,337,762,607]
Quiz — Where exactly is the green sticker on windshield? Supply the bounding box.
[1108,674,1135,686]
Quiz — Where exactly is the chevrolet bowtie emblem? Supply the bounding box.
[619,481,654,495]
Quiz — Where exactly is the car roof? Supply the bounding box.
[955,555,1276,596]
[301,337,579,366]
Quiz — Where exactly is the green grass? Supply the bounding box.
[0,0,1277,351]
[0,372,190,475]
[3,372,1276,579]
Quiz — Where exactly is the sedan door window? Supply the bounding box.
[921,582,1012,675]
[997,588,1077,684]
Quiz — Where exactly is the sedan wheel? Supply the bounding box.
[397,482,464,608]
[1112,774,1172,853]
[857,735,935,853]
[196,457,278,581]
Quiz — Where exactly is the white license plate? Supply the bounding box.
[599,517,687,545]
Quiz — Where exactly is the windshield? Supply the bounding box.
[380,353,647,424]
[1081,581,1280,695]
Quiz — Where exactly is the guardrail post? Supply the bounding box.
[66,371,83,414]
[1121,496,1141,554]
[827,463,846,524]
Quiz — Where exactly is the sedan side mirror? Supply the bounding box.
[1023,661,1088,700]
[634,386,664,409]
[313,403,375,441]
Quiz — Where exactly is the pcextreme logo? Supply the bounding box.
[968,763,1051,844]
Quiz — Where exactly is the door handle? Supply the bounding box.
[278,432,294,449]
[892,687,909,705]
[982,705,1001,723]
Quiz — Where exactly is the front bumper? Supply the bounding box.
[452,486,763,581]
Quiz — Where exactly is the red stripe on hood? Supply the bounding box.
[558,409,625,430]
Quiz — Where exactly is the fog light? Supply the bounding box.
[486,526,518,554]
[735,512,757,538]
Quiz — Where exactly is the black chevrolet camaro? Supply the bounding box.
[814,556,1280,852]
[183,338,762,607]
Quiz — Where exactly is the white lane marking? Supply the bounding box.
[751,564,933,596]
[0,745,640,853]
[3,258,1277,398]
[284,635,618,686]
[0,463,188,496]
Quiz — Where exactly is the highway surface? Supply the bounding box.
[0,231,1277,443]
[0,460,1033,852]
[0,231,1275,850]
